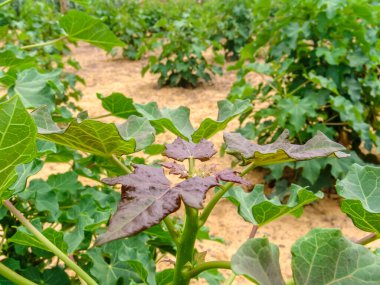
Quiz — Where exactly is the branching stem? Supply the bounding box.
[3,200,98,285]
[184,261,231,278]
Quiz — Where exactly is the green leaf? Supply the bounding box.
[341,200,380,235]
[32,107,136,157]
[224,129,348,166]
[135,102,194,139]
[88,235,156,285]
[9,228,68,253]
[97,93,139,119]
[226,184,323,225]
[0,25,8,39]
[336,164,380,213]
[0,96,37,196]
[156,269,174,285]
[9,68,62,111]
[231,238,285,285]
[0,50,35,70]
[59,10,125,52]
[292,228,380,285]
[117,115,155,151]
[9,159,43,194]
[191,99,251,143]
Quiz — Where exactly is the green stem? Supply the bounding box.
[111,154,131,174]
[356,233,380,245]
[172,157,198,285]
[90,113,112,120]
[224,273,236,285]
[184,261,231,278]
[20,36,67,50]
[0,0,13,8]
[199,162,256,227]
[172,206,199,285]
[0,263,37,285]
[163,217,179,246]
[3,200,98,285]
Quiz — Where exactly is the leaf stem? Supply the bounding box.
[163,217,179,246]
[111,154,131,174]
[224,273,236,285]
[199,162,256,227]
[0,0,13,8]
[0,263,37,285]
[90,113,113,120]
[3,200,98,285]
[356,233,380,245]
[184,261,231,278]
[20,36,68,50]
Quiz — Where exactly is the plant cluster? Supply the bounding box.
[1,1,380,285]
[228,0,380,190]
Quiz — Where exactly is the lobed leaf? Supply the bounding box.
[135,102,194,139]
[292,228,380,285]
[160,161,188,178]
[32,106,136,157]
[0,96,37,196]
[341,200,380,235]
[97,165,219,245]
[9,68,63,111]
[97,93,139,119]
[226,184,323,225]
[59,10,125,52]
[336,164,380,213]
[191,99,251,143]
[9,228,68,253]
[163,137,216,161]
[224,129,349,166]
[231,238,285,285]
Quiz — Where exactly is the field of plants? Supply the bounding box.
[0,0,380,284]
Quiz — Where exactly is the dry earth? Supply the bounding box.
[35,44,378,284]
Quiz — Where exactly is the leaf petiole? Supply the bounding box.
[184,260,231,278]
[199,162,256,227]
[0,262,37,285]
[21,36,68,50]
[3,200,98,285]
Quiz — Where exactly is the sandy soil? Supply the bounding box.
[38,44,377,284]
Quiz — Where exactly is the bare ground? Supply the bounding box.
[36,44,377,284]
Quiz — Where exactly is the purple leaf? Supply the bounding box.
[216,169,251,186]
[175,176,218,208]
[161,161,189,178]
[224,130,349,166]
[164,137,217,161]
[97,165,218,245]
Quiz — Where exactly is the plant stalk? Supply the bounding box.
[21,36,67,50]
[0,0,13,8]
[0,263,37,285]
[356,233,380,245]
[172,206,199,285]
[3,200,98,285]
[184,261,231,278]
[199,162,256,227]
[172,157,198,285]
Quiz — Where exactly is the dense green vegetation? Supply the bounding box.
[0,0,379,284]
